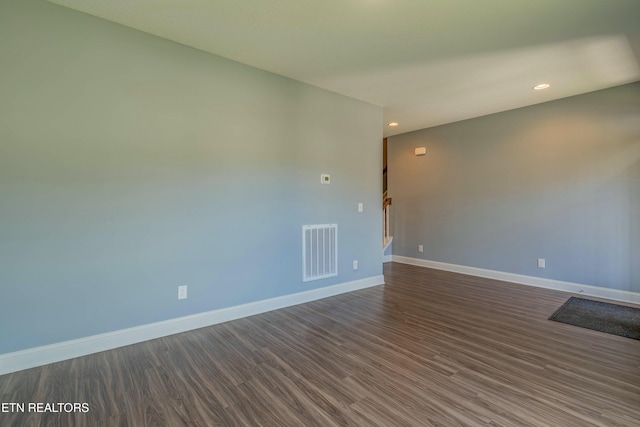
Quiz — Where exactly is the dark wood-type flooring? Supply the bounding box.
[2,262,639,426]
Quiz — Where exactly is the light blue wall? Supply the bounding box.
[0,0,382,354]
[383,241,393,257]
[388,83,640,293]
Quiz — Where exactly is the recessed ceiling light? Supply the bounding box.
[388,122,399,127]
[533,83,550,90]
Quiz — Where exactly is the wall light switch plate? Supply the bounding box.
[178,285,187,300]
[358,203,363,212]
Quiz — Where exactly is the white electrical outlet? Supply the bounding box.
[537,258,546,268]
[418,245,424,253]
[178,285,187,300]
[353,260,358,270]
[358,203,363,212]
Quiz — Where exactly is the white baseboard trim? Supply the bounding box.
[382,255,393,263]
[392,256,640,304]
[0,275,384,376]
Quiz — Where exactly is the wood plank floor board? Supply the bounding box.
[253,337,360,409]
[348,366,488,427]
[439,333,639,417]
[258,349,364,426]
[453,367,606,427]
[2,262,639,426]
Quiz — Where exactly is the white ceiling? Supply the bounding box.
[48,0,640,137]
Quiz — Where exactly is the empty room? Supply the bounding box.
[1,0,639,426]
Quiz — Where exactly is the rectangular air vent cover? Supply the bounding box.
[302,224,337,282]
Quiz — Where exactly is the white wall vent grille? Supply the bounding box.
[302,224,338,282]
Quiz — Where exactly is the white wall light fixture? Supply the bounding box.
[414,147,427,156]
